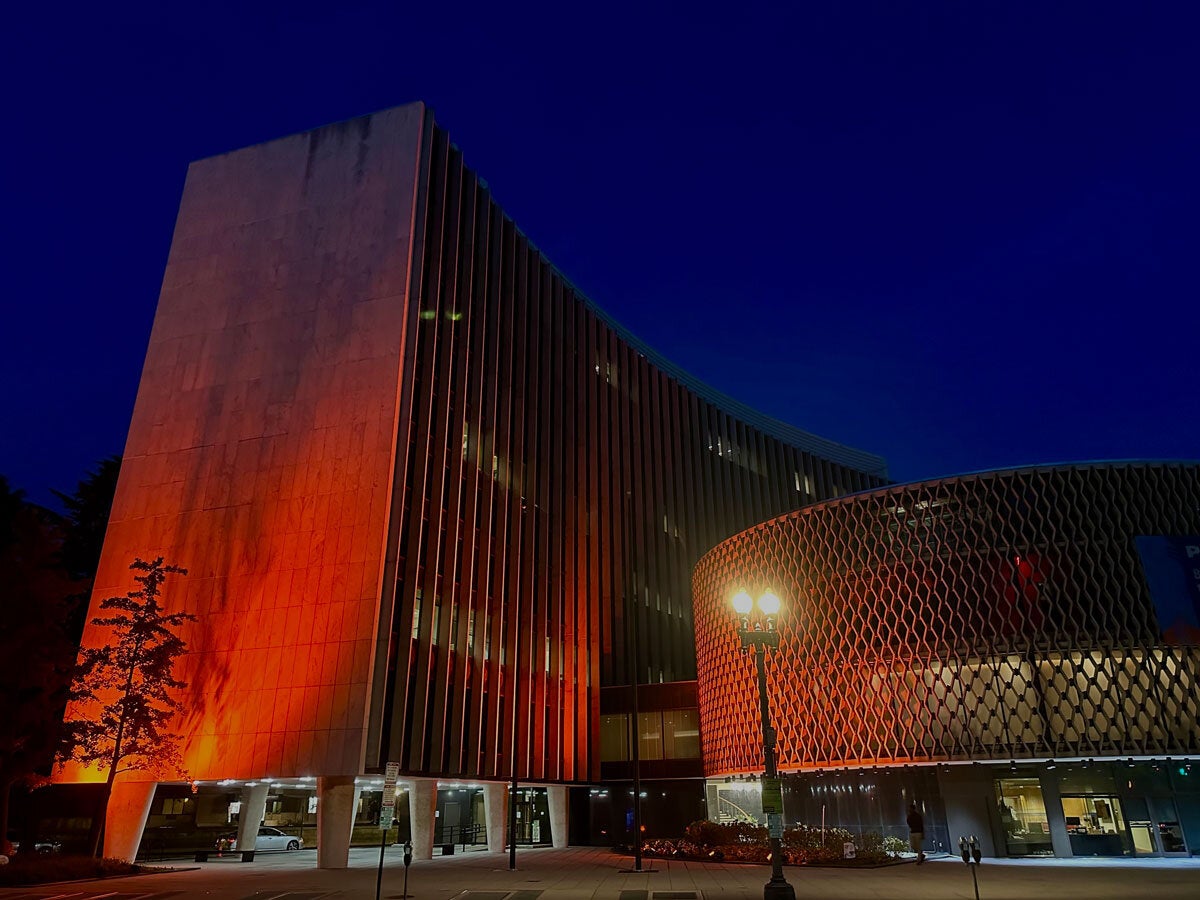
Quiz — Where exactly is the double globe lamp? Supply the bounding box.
[731,589,796,900]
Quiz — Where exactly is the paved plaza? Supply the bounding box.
[2,847,1199,900]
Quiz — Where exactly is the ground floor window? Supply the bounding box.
[1061,794,1129,856]
[994,778,1053,857]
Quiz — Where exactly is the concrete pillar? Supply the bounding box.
[236,782,270,852]
[938,767,999,858]
[1038,770,1073,858]
[409,778,439,860]
[482,782,508,853]
[546,784,568,848]
[317,776,357,869]
[349,784,363,842]
[102,781,156,861]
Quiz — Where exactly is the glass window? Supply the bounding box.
[1062,794,1130,856]
[599,714,629,761]
[603,708,702,761]
[663,709,701,759]
[995,778,1053,857]
[637,711,663,760]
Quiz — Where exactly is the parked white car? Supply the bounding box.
[216,826,303,851]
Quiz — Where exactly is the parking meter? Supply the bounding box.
[958,835,982,900]
[958,834,982,864]
[400,839,414,899]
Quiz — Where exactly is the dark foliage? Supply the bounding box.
[52,456,121,642]
[666,819,899,866]
[0,479,82,855]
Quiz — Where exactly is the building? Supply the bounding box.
[692,462,1200,857]
[58,102,886,864]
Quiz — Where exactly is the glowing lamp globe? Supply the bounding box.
[758,591,782,616]
[731,591,754,615]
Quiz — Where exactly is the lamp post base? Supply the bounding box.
[763,877,796,900]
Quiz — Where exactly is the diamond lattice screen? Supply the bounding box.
[693,463,1200,775]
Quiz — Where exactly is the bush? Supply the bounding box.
[653,820,895,867]
[0,854,159,886]
[684,819,725,846]
[882,835,908,857]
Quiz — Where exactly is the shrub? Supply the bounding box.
[684,819,725,846]
[656,820,895,866]
[852,830,890,863]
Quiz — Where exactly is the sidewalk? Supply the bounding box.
[1,845,1198,899]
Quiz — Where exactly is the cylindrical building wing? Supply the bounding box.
[693,462,1200,776]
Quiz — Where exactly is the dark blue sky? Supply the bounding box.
[4,2,1198,506]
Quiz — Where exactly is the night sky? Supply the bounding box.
[4,2,1198,507]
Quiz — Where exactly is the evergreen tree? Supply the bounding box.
[61,557,194,857]
[53,455,121,642]
[0,477,79,856]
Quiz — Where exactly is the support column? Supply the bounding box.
[482,782,508,853]
[317,776,357,869]
[1038,770,1072,858]
[102,781,156,862]
[409,778,439,860]
[546,785,568,849]
[236,782,270,852]
[349,784,363,842]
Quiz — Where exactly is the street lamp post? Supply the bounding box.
[732,589,796,900]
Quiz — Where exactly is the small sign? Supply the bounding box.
[761,777,784,815]
[381,761,400,828]
[767,813,784,839]
[843,841,856,859]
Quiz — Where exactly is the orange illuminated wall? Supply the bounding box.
[67,104,427,781]
[66,101,888,789]
[692,463,1200,776]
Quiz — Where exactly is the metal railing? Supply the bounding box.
[434,822,488,853]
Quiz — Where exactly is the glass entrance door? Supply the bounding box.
[1124,796,1158,855]
[1149,797,1188,855]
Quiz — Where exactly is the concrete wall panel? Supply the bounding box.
[66,103,427,782]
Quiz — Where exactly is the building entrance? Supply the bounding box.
[511,787,552,845]
[1124,796,1189,855]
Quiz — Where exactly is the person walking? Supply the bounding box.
[907,802,926,864]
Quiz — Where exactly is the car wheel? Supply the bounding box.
[287,840,300,851]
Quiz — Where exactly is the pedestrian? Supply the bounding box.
[907,802,926,864]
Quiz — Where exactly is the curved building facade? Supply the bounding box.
[61,102,885,862]
[693,462,1200,857]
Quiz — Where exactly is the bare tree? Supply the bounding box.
[62,557,194,857]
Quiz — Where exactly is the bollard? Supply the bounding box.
[958,835,982,900]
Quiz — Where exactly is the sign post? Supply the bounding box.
[381,762,400,829]
[761,777,783,816]
[376,763,400,900]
